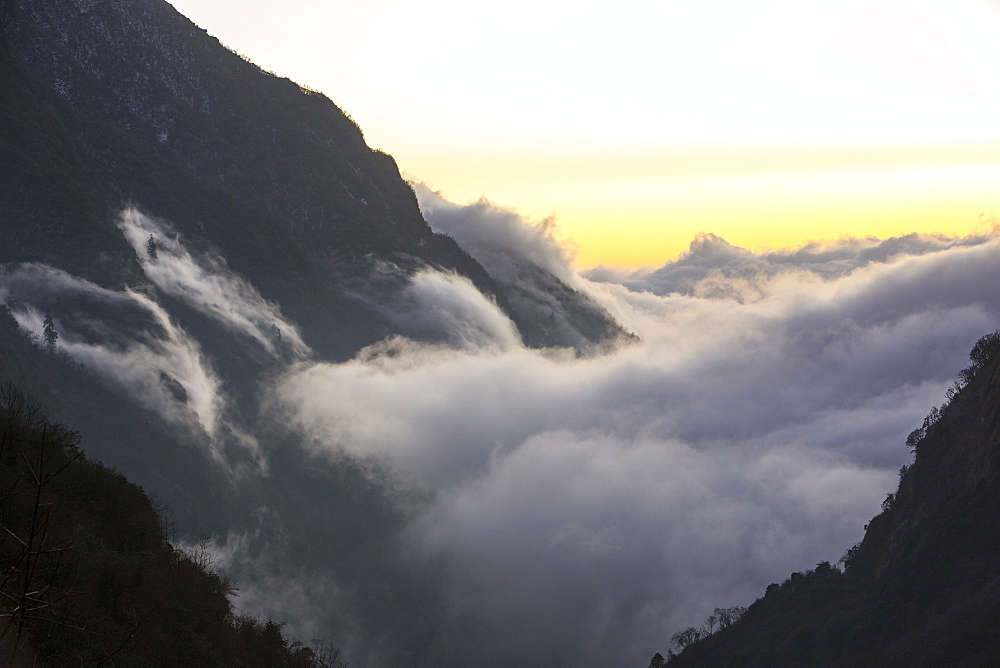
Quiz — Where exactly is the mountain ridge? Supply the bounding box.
[1,0,630,356]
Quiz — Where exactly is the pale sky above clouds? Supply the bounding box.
[166,0,1000,265]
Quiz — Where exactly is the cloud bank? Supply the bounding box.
[272,220,1000,665]
[6,199,999,665]
[371,266,523,352]
[586,230,997,301]
[415,183,578,286]
[415,184,633,350]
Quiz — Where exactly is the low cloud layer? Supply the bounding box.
[274,221,1000,664]
[415,184,577,286]
[178,510,336,646]
[587,230,997,301]
[371,266,523,351]
[416,184,633,350]
[6,198,999,665]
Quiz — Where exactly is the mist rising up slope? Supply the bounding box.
[0,0,628,355]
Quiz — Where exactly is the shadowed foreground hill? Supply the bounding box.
[0,384,346,667]
[659,332,1000,666]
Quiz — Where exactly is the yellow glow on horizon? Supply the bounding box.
[408,146,1000,268]
[560,194,995,268]
[164,0,1000,269]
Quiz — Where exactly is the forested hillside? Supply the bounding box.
[656,331,1000,666]
[0,382,347,666]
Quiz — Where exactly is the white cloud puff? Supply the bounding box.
[373,268,523,352]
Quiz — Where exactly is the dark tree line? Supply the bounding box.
[664,605,748,658]
[907,329,1000,453]
[0,383,347,666]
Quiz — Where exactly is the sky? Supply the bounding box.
[165,0,1000,266]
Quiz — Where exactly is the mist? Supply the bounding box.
[0,262,265,476]
[416,183,628,350]
[366,265,523,351]
[4,197,999,665]
[117,208,311,358]
[0,210,324,475]
[267,195,1000,664]
[586,229,998,301]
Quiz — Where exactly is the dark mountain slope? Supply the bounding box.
[0,384,344,666]
[2,0,626,353]
[662,333,1000,666]
[0,22,136,287]
[0,0,633,660]
[0,306,236,535]
[0,303,454,666]
[0,0,507,357]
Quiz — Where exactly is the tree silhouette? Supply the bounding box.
[671,627,702,650]
[146,235,158,260]
[41,314,57,351]
[715,605,747,630]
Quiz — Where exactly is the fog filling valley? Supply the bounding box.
[3,197,1000,665]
